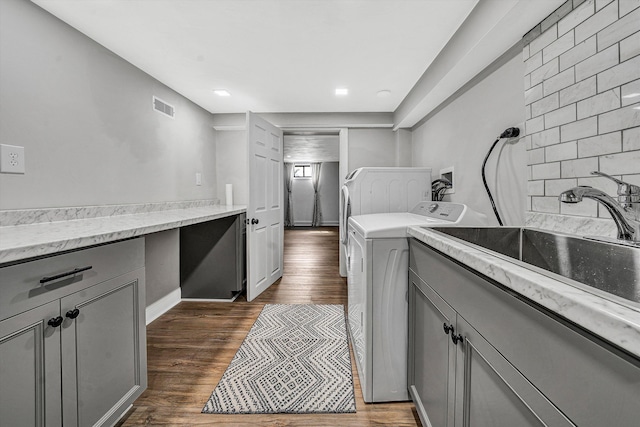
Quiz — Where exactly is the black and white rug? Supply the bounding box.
[202,304,356,414]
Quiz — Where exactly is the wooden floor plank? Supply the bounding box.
[118,227,421,426]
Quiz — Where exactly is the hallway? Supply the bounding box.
[118,227,420,426]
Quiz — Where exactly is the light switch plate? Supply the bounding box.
[196,172,202,186]
[0,144,25,174]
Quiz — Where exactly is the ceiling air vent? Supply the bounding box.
[152,96,175,118]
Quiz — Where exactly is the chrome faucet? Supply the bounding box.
[559,171,640,244]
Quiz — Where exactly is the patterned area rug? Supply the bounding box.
[202,304,356,414]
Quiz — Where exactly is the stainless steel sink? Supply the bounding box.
[430,227,640,306]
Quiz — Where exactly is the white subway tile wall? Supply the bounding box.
[621,79,640,106]
[559,75,597,106]
[577,131,622,157]
[623,127,640,150]
[545,178,578,196]
[597,55,640,91]
[532,162,561,179]
[526,115,545,134]
[532,127,561,147]
[597,7,640,49]
[575,88,620,119]
[560,36,597,70]
[619,0,640,16]
[547,140,578,161]
[560,116,598,141]
[620,31,640,61]
[524,0,640,219]
[546,103,577,127]
[528,147,545,165]
[595,0,615,12]
[574,1,618,43]
[544,68,576,96]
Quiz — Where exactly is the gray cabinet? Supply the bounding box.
[61,269,146,427]
[408,274,455,427]
[408,271,571,427]
[453,316,570,427]
[0,239,146,427]
[409,238,640,427]
[0,301,62,426]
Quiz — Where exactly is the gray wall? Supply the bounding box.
[0,0,217,210]
[145,229,180,305]
[215,130,247,205]
[411,51,527,226]
[395,129,413,167]
[288,162,339,226]
[348,129,398,171]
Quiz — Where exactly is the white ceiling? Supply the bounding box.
[30,0,479,115]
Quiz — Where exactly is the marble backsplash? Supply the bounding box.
[525,211,618,238]
[0,199,220,227]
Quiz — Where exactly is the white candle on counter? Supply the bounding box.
[225,184,233,207]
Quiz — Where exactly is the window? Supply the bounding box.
[293,164,312,178]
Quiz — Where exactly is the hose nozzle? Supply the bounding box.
[499,127,520,139]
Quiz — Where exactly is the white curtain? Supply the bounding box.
[284,163,294,227]
[311,163,322,227]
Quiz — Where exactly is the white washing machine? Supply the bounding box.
[347,201,487,403]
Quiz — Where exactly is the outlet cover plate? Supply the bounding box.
[0,144,25,174]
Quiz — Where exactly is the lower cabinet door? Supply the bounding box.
[61,269,147,427]
[454,316,574,427]
[408,273,456,427]
[0,301,62,427]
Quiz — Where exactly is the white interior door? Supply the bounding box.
[246,111,284,302]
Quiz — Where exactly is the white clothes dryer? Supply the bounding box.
[339,167,432,276]
[346,201,487,403]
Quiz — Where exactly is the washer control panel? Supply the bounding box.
[410,201,466,221]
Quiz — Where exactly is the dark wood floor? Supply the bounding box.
[118,227,421,426]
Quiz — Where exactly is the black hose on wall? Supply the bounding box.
[482,127,520,226]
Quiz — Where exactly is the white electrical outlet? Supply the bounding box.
[0,144,25,174]
[195,172,202,186]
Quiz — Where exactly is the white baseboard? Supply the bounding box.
[293,221,313,227]
[146,288,181,325]
[182,292,241,303]
[292,221,338,227]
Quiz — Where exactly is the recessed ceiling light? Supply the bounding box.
[622,93,640,98]
[335,88,348,96]
[377,90,391,98]
[213,89,231,97]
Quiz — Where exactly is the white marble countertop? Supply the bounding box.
[0,205,246,265]
[407,225,640,360]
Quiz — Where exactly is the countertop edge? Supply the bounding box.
[0,206,247,265]
[407,226,640,360]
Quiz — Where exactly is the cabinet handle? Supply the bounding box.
[251,218,259,225]
[443,323,454,335]
[451,333,464,345]
[47,316,64,328]
[40,266,93,284]
[65,308,80,319]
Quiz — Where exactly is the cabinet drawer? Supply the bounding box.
[0,238,144,320]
